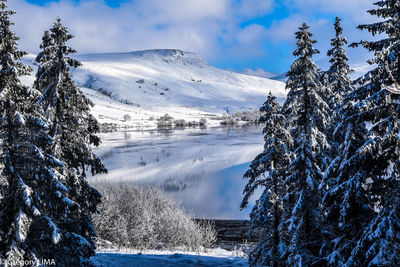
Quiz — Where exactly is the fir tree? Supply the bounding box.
[241,93,292,267]
[319,18,370,265]
[325,17,354,150]
[326,17,354,110]
[342,1,400,265]
[281,23,330,266]
[33,18,107,265]
[0,1,96,265]
[320,95,371,266]
[35,18,106,175]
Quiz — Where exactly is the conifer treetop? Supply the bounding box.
[351,0,400,85]
[286,23,320,94]
[293,23,319,57]
[35,18,81,102]
[326,17,353,108]
[327,17,352,76]
[34,18,106,176]
[259,92,280,124]
[37,18,79,63]
[0,0,32,91]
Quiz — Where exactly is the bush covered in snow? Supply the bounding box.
[99,122,118,132]
[174,119,188,127]
[157,114,175,128]
[158,115,208,128]
[199,118,207,126]
[220,115,240,126]
[93,183,217,250]
[123,114,131,122]
[219,111,261,126]
[233,110,261,123]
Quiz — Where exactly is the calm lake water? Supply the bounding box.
[90,125,264,219]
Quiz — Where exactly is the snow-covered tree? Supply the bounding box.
[241,93,292,267]
[281,23,330,266]
[319,21,368,265]
[326,17,354,110]
[324,17,355,149]
[0,1,96,265]
[347,178,400,266]
[32,18,107,265]
[340,1,400,265]
[35,18,106,175]
[319,94,371,265]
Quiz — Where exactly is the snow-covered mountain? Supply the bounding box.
[22,49,286,128]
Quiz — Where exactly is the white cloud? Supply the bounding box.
[237,24,267,44]
[243,68,276,78]
[266,15,304,42]
[6,0,382,72]
[263,0,378,69]
[235,0,274,17]
[284,0,374,22]
[136,0,231,22]
[7,0,273,62]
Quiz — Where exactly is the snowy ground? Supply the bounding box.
[92,248,248,267]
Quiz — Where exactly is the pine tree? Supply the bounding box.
[35,18,106,175]
[241,93,292,267]
[319,94,371,265]
[325,17,354,149]
[0,1,97,265]
[341,1,400,265]
[281,23,330,266]
[326,17,354,110]
[318,18,371,265]
[32,18,107,265]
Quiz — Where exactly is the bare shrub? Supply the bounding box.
[219,110,261,125]
[93,183,217,251]
[123,114,131,122]
[232,110,260,123]
[187,121,198,127]
[199,118,207,126]
[174,119,188,127]
[220,116,240,126]
[157,114,174,128]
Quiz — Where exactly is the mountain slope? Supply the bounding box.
[22,49,286,128]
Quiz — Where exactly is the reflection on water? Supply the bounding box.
[173,162,262,219]
[90,125,264,219]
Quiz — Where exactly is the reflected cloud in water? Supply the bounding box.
[90,125,264,219]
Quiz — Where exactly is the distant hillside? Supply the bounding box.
[21,49,286,128]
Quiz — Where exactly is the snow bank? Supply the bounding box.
[92,248,248,267]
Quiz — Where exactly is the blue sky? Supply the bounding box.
[12,0,375,76]
[27,0,127,8]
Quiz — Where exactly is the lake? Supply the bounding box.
[90,125,264,219]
